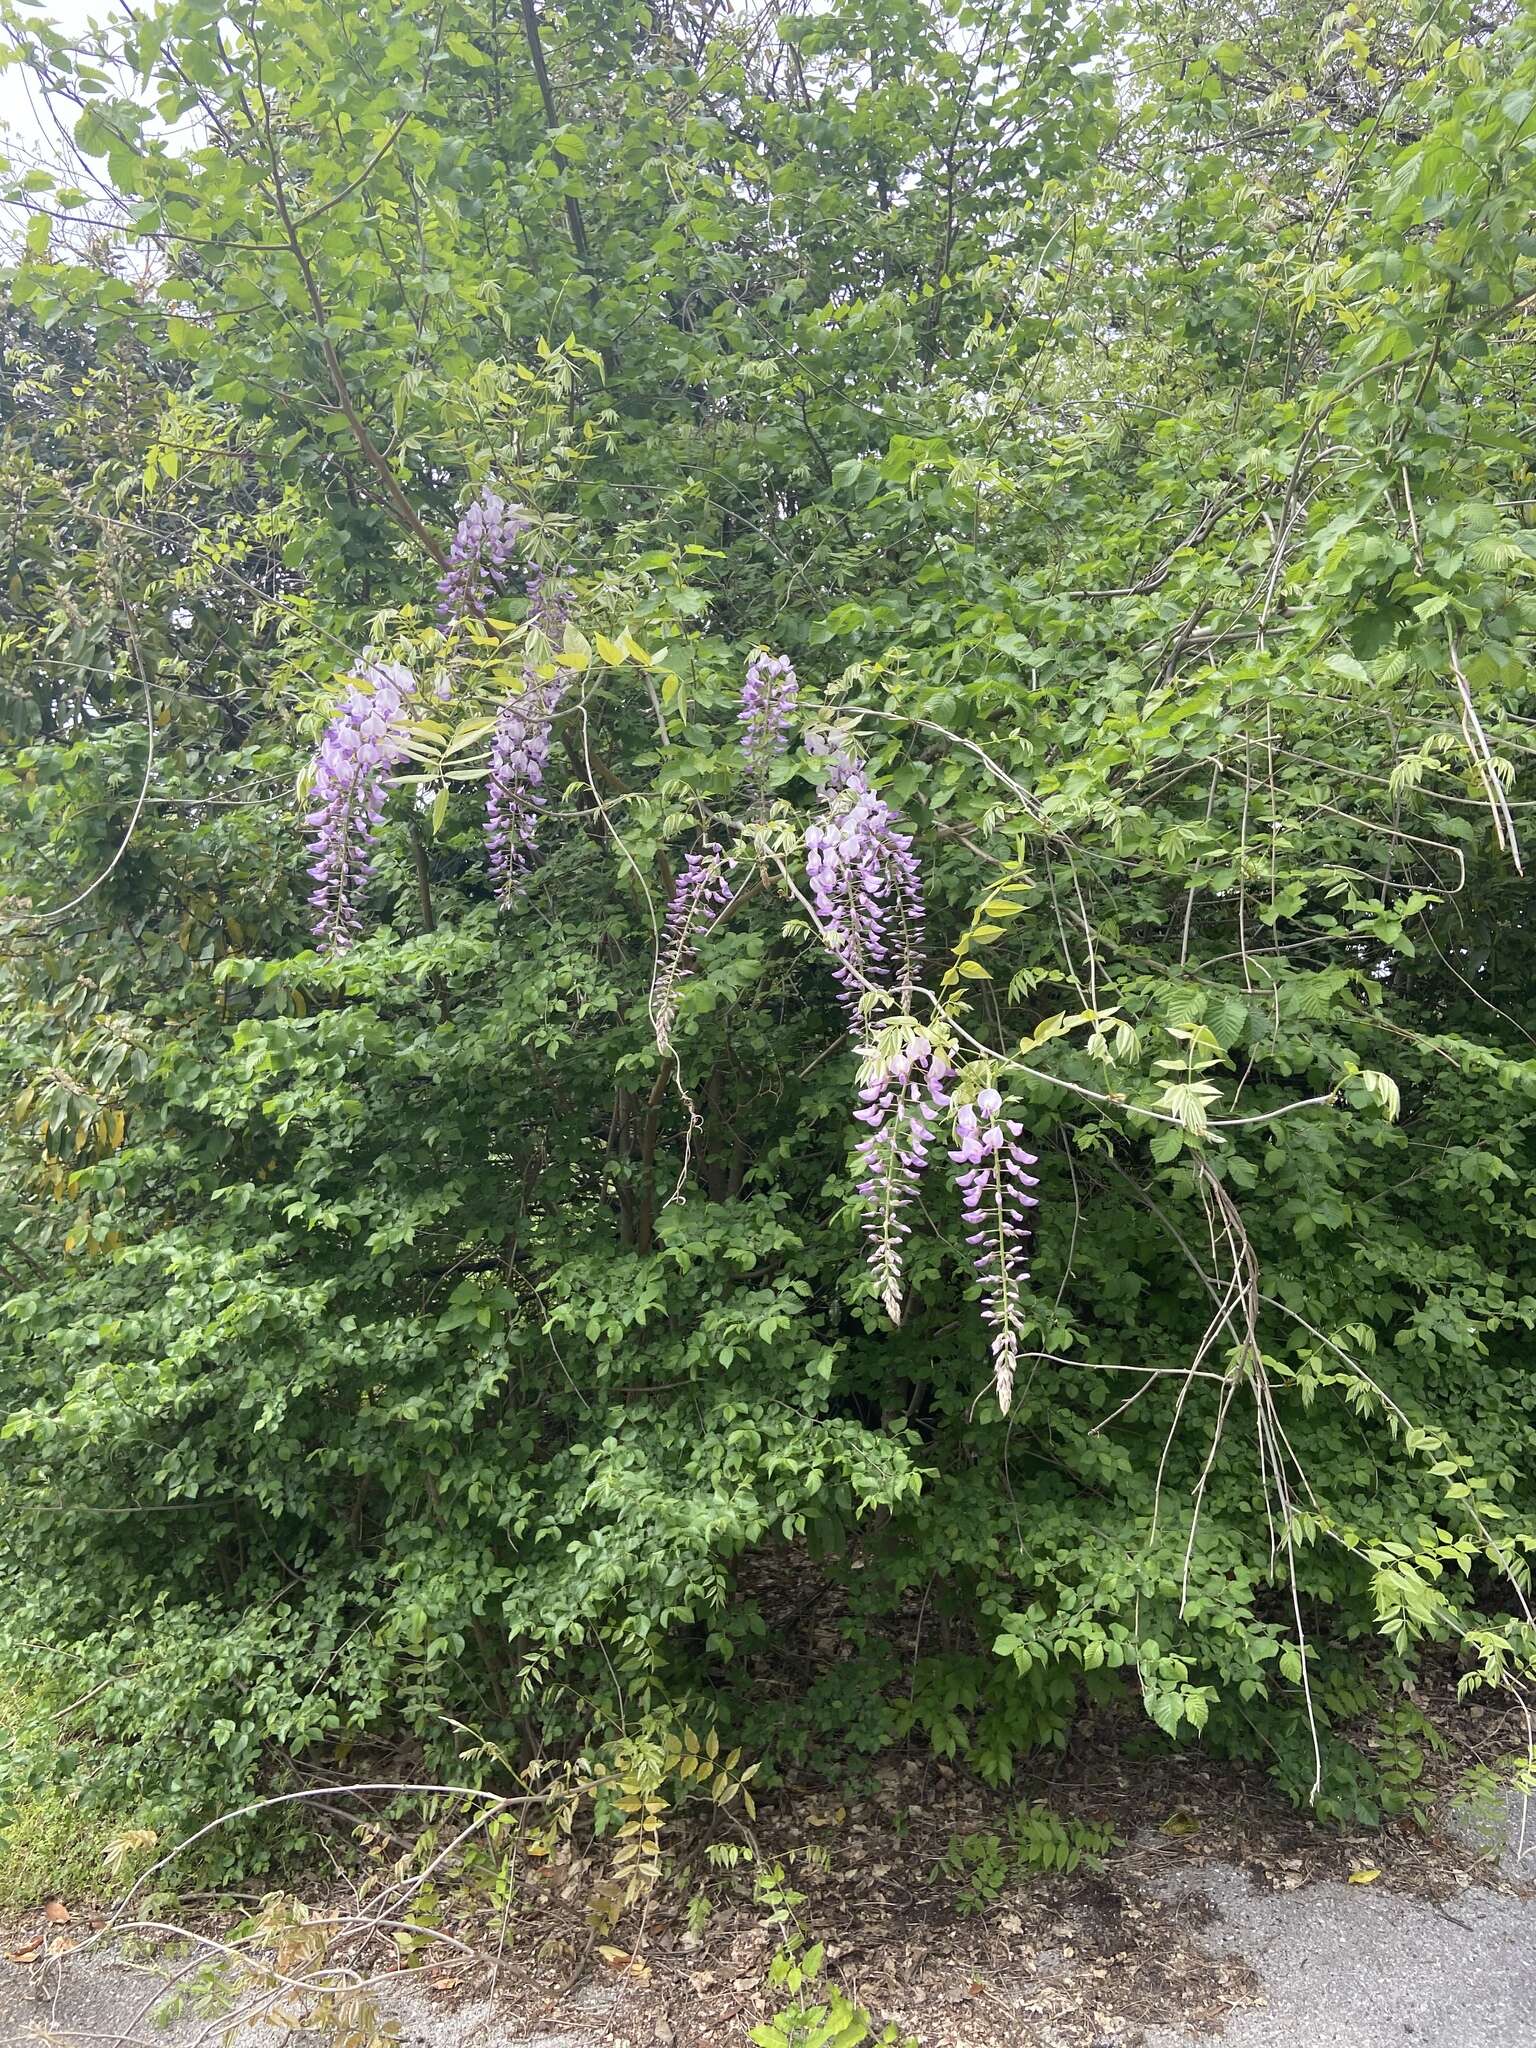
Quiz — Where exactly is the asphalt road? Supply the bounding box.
[1141,1858,1536,2048]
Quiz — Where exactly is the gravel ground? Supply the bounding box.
[8,1866,1535,2048]
[3,1795,1531,2048]
[0,1958,615,2048]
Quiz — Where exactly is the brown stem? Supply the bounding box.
[422,1472,511,1719]
[727,1128,748,1200]
[232,36,446,564]
[515,0,592,270]
[634,1067,671,1255]
[703,1065,727,1202]
[608,1082,637,1247]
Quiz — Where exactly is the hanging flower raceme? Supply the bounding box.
[304,662,416,954]
[853,1032,951,1322]
[878,810,926,1012]
[804,758,926,1025]
[437,487,529,621]
[802,742,942,1318]
[949,1087,1039,1413]
[805,774,893,1027]
[653,841,739,1052]
[739,649,798,783]
[485,564,570,897]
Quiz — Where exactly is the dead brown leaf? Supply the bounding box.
[597,1946,652,1983]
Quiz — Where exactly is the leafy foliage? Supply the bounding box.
[934,1801,1118,1914]
[3,0,1536,1850]
[752,1940,918,2048]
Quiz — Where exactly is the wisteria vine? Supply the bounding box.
[794,739,957,1327]
[853,1033,951,1324]
[739,648,798,790]
[485,562,570,895]
[436,487,528,620]
[655,657,1039,1405]
[803,755,926,1021]
[654,842,739,1054]
[301,523,1037,1409]
[950,1089,1039,1413]
[303,661,416,954]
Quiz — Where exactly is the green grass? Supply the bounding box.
[0,1677,136,1908]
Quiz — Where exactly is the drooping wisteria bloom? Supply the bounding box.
[485,564,570,896]
[653,841,739,1052]
[437,488,529,621]
[853,1032,951,1321]
[739,649,798,782]
[805,775,891,1025]
[804,758,927,1023]
[304,662,416,953]
[804,725,863,793]
[878,811,927,1012]
[949,1087,1039,1413]
[804,746,943,1315]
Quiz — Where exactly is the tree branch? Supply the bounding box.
[515,0,592,271]
[231,31,447,565]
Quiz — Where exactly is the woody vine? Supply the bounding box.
[302,489,1039,1410]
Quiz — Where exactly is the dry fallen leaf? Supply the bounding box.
[44,1901,71,1924]
[1347,1867,1381,1885]
[7,1938,45,1965]
[596,1946,652,1983]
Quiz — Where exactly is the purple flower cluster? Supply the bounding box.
[304,661,416,954]
[739,650,798,780]
[853,1033,951,1322]
[801,749,946,1317]
[437,488,529,621]
[485,564,570,896]
[804,763,927,1024]
[950,1087,1039,1413]
[654,842,739,1052]
[804,726,862,793]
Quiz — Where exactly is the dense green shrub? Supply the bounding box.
[3,0,1536,1843]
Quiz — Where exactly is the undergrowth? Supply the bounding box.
[0,1676,138,1908]
[5,0,1536,1864]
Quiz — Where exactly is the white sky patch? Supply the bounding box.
[0,0,101,165]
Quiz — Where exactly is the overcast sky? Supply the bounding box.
[1,0,108,165]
